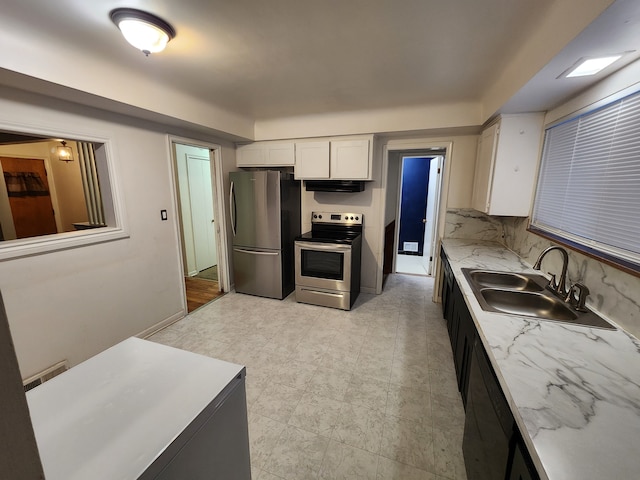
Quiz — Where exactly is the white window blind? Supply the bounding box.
[531,89,640,269]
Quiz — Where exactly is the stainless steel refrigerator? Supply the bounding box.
[230,171,300,299]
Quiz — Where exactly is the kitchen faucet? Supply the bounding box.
[533,246,569,297]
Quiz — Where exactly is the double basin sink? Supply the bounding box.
[461,268,614,330]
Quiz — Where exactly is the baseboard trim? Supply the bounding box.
[137,310,186,340]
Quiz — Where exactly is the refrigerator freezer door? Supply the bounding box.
[230,171,281,250]
[233,247,283,299]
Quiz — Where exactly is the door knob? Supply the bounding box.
[422,219,427,224]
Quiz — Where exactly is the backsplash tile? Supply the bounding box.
[499,216,640,339]
[443,209,503,241]
[444,208,640,339]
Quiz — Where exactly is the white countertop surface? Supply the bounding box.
[26,337,245,480]
[442,238,640,480]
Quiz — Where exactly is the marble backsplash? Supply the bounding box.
[443,208,503,242]
[444,208,640,339]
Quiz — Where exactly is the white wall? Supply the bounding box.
[0,86,237,379]
[254,103,482,141]
[384,152,401,226]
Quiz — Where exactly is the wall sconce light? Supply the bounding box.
[110,8,176,56]
[57,141,74,163]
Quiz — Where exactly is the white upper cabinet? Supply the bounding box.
[295,141,330,178]
[236,141,295,167]
[471,113,544,216]
[295,136,372,180]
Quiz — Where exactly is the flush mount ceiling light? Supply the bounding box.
[110,8,175,56]
[560,55,624,78]
[57,141,73,162]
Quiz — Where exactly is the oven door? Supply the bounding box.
[295,241,352,291]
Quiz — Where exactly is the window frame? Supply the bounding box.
[0,124,128,261]
[529,86,640,277]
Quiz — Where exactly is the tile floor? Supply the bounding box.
[149,274,467,480]
[395,254,429,276]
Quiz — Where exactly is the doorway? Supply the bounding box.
[382,148,445,281]
[172,140,228,312]
[395,154,442,276]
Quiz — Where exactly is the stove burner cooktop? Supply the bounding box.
[296,211,364,244]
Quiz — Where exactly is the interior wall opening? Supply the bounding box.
[382,148,445,282]
[171,141,227,312]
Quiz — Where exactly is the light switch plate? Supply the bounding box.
[161,210,168,221]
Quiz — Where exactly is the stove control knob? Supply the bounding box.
[344,216,348,220]
[313,214,317,218]
[350,216,354,220]
[318,215,322,219]
[355,216,359,220]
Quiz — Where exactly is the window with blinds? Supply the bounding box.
[530,89,640,273]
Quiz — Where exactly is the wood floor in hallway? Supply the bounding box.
[184,276,224,312]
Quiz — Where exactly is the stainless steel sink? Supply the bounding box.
[480,289,577,321]
[465,270,546,292]
[461,268,615,330]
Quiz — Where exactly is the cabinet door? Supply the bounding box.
[471,122,498,213]
[266,142,295,166]
[295,141,330,179]
[507,438,539,480]
[236,144,265,167]
[330,139,370,179]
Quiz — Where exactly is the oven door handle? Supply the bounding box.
[295,241,351,251]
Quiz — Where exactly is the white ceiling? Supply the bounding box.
[1,0,640,128]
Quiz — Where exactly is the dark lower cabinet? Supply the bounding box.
[440,247,540,480]
[440,246,474,408]
[441,247,454,321]
[507,435,540,480]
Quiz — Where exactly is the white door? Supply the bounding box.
[422,156,442,275]
[186,155,217,271]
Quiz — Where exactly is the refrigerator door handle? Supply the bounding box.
[233,247,280,256]
[230,181,236,236]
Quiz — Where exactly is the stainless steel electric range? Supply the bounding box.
[294,212,363,310]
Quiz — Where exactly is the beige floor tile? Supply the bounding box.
[343,375,390,412]
[274,360,319,390]
[380,414,435,472]
[248,413,287,470]
[255,470,287,480]
[430,393,465,431]
[288,392,345,437]
[390,359,432,390]
[148,275,466,479]
[353,353,393,383]
[386,385,432,423]
[318,440,379,480]
[245,376,270,407]
[376,456,437,480]
[432,426,468,480]
[306,366,353,401]
[332,403,385,454]
[289,340,330,364]
[251,382,305,423]
[262,425,330,479]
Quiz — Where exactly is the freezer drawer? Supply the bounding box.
[233,247,284,299]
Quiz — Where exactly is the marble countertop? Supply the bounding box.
[441,238,640,480]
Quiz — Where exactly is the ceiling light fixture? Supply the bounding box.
[561,55,623,78]
[57,141,73,163]
[110,8,176,56]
